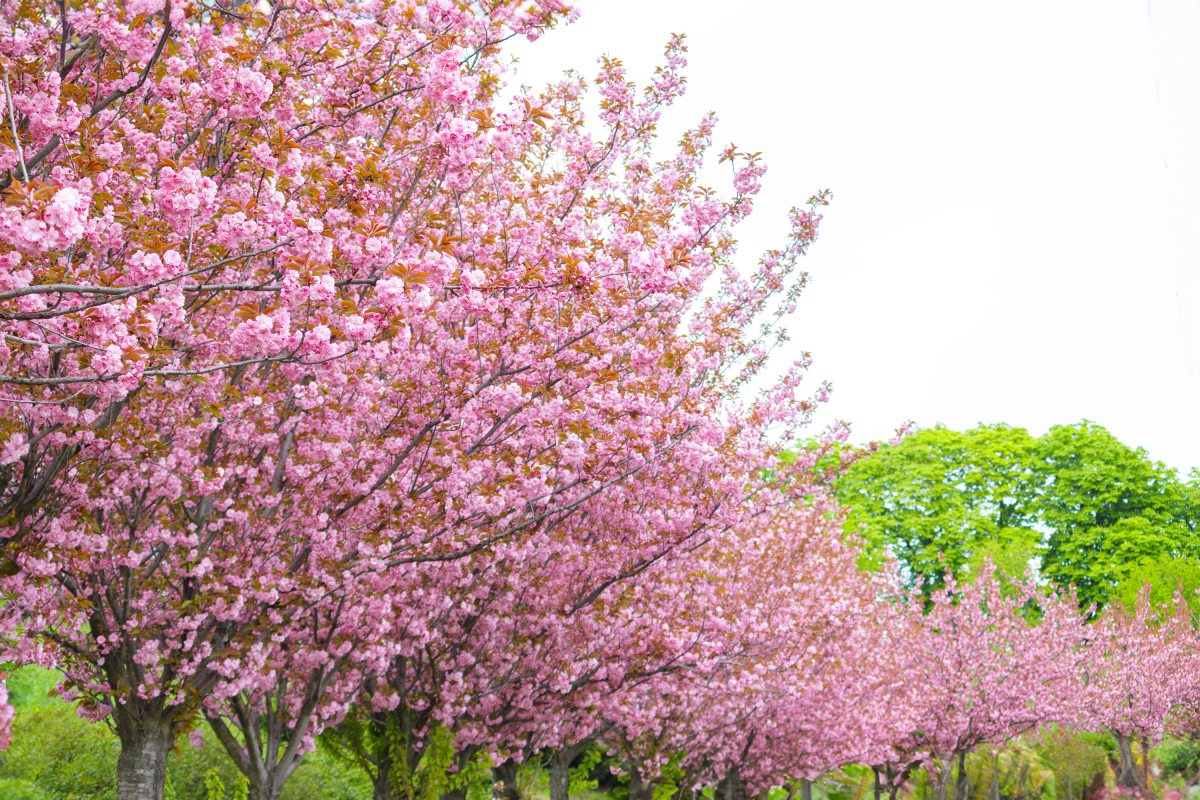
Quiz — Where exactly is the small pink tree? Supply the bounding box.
[1082,590,1196,792]
[903,565,1089,800]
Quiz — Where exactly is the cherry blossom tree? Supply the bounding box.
[902,566,1089,800]
[0,0,835,797]
[580,498,889,800]
[1082,590,1197,792]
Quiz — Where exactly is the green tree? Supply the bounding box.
[1036,421,1197,610]
[836,423,1043,592]
[836,420,1197,610]
[1113,555,1200,621]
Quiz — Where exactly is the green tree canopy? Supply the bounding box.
[835,421,1198,609]
[1036,422,1198,608]
[835,423,1043,592]
[1112,554,1200,622]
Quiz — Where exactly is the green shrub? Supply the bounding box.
[280,746,372,800]
[4,666,60,711]
[0,777,51,800]
[165,729,370,800]
[166,736,246,800]
[0,702,119,800]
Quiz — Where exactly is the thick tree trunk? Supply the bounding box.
[494,759,520,800]
[990,752,1000,800]
[623,758,655,800]
[249,779,284,800]
[373,772,395,800]
[874,767,883,800]
[1114,733,1143,790]
[956,749,969,800]
[717,767,747,800]
[801,779,813,800]
[115,706,176,800]
[550,752,570,800]
[548,740,595,800]
[628,773,655,800]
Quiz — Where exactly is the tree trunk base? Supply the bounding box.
[116,710,175,800]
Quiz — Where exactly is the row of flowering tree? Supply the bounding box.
[0,2,1198,800]
[0,0,847,796]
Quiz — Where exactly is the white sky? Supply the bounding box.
[507,0,1200,476]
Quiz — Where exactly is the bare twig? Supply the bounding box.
[4,71,28,182]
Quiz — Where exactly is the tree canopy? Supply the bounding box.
[836,421,1199,608]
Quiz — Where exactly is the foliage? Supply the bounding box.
[821,764,875,800]
[3,666,58,711]
[1037,422,1197,609]
[1113,557,1200,622]
[1158,738,1200,780]
[837,421,1197,608]
[0,777,50,800]
[0,703,118,800]
[836,423,1043,592]
[961,742,1058,800]
[1036,728,1109,799]
[569,747,606,796]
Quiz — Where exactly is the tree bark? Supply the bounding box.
[716,767,746,800]
[374,775,395,800]
[548,739,596,800]
[937,756,955,800]
[801,779,813,800]
[115,705,177,800]
[956,749,969,800]
[624,758,655,800]
[494,759,520,800]
[1141,736,1151,791]
[550,752,570,800]
[874,767,883,800]
[1114,733,1143,790]
[628,773,655,800]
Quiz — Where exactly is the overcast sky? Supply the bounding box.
[508,0,1200,475]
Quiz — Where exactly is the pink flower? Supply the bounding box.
[0,185,88,254]
[0,677,13,751]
